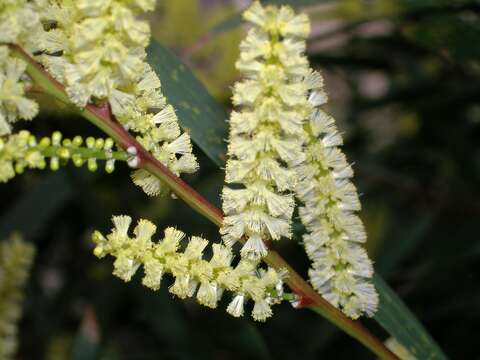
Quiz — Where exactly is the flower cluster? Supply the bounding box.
[0,46,39,136]
[0,0,43,53]
[295,70,378,319]
[36,0,155,108]
[221,2,311,259]
[0,130,125,183]
[0,235,36,360]
[36,0,198,195]
[92,216,285,321]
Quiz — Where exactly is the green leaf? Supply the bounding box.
[146,42,448,359]
[374,275,448,360]
[147,41,228,166]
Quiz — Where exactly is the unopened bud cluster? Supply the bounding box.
[0,130,126,183]
[93,216,285,321]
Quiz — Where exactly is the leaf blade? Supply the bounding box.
[374,275,448,360]
[147,41,228,166]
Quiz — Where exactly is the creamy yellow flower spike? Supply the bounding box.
[0,0,43,53]
[295,70,378,319]
[221,2,311,259]
[0,2,42,135]
[0,47,39,136]
[0,235,35,360]
[92,216,285,322]
[36,0,198,196]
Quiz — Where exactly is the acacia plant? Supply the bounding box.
[0,1,446,359]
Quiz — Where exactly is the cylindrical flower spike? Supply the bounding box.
[0,1,43,53]
[221,1,312,259]
[0,46,39,136]
[35,0,199,196]
[295,70,378,319]
[0,235,36,360]
[92,216,286,322]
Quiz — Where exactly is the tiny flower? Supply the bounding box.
[109,215,132,249]
[170,273,196,299]
[252,299,272,322]
[142,254,164,291]
[131,169,163,196]
[113,251,140,282]
[197,282,219,309]
[241,234,268,260]
[226,293,245,318]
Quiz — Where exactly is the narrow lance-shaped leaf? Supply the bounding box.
[374,275,447,360]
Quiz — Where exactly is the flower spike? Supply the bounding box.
[221,1,312,259]
[295,70,378,319]
[92,216,286,322]
[0,235,36,360]
[35,0,198,196]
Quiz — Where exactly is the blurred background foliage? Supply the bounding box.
[1,0,479,358]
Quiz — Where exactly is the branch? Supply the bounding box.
[9,44,399,360]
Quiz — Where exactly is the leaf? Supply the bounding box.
[146,42,448,358]
[147,41,228,166]
[374,275,448,360]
